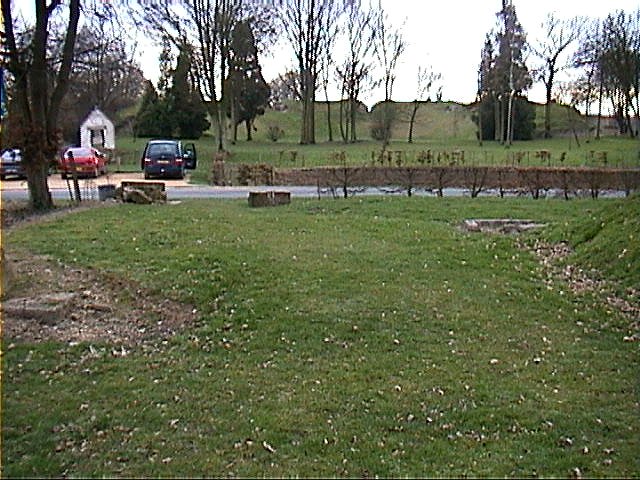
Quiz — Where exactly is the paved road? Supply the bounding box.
[0,172,359,201]
[1,172,625,202]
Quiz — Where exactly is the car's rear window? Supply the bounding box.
[66,148,92,156]
[147,143,178,157]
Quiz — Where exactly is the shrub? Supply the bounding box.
[369,102,397,144]
[267,125,285,142]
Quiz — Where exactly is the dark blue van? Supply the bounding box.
[141,140,197,179]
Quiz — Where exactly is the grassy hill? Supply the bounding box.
[546,193,640,295]
[250,100,477,144]
[112,99,639,181]
[245,99,590,144]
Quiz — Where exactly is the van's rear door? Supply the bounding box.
[183,143,197,170]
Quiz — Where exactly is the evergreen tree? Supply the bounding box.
[476,1,532,142]
[134,80,162,137]
[167,45,210,139]
[135,45,209,139]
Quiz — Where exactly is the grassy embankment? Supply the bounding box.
[112,101,640,184]
[2,194,638,477]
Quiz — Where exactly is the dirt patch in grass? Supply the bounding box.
[2,201,199,346]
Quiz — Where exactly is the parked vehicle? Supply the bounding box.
[141,140,197,180]
[59,147,108,179]
[0,148,26,180]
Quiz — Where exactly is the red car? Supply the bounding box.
[59,147,107,179]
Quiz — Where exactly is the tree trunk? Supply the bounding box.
[494,94,502,142]
[231,95,238,144]
[544,76,553,138]
[5,0,81,211]
[246,119,252,141]
[326,100,333,142]
[476,100,483,146]
[507,93,515,145]
[323,81,333,142]
[596,74,604,140]
[339,99,346,142]
[349,97,357,143]
[408,102,419,143]
[300,70,315,144]
[24,150,53,210]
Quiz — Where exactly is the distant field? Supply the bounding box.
[111,101,640,184]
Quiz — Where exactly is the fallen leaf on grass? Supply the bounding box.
[262,441,276,453]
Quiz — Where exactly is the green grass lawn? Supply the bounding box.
[3,196,639,477]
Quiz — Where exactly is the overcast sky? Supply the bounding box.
[346,0,639,106]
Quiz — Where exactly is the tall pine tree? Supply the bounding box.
[134,80,161,137]
[168,45,210,139]
[477,0,533,142]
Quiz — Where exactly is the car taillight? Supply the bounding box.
[144,158,152,164]
[176,158,183,164]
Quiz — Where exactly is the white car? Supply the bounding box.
[0,148,26,180]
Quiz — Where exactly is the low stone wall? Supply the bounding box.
[248,190,291,208]
[116,181,167,204]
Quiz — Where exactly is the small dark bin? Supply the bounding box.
[98,184,116,201]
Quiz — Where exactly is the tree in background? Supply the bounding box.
[137,0,275,151]
[134,80,162,137]
[477,0,532,143]
[374,0,405,102]
[59,4,145,142]
[599,10,639,137]
[574,10,640,138]
[135,46,210,139]
[476,93,535,141]
[318,5,343,142]
[278,0,342,144]
[168,44,211,139]
[532,13,582,138]
[336,0,378,143]
[225,20,270,142]
[369,100,396,149]
[269,71,301,107]
[2,0,81,211]
[408,66,442,143]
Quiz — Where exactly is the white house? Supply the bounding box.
[80,108,115,150]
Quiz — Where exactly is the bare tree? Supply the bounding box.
[599,9,640,137]
[408,66,441,143]
[318,6,343,142]
[2,0,81,211]
[554,80,584,147]
[374,0,405,101]
[574,10,640,139]
[57,4,145,142]
[336,0,378,143]
[532,13,582,138]
[574,17,605,138]
[278,0,341,145]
